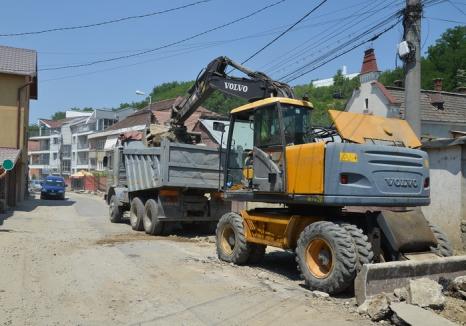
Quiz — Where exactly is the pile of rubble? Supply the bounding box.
[357,276,466,325]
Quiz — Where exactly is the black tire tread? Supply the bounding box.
[130,197,145,231]
[429,223,453,257]
[144,199,164,235]
[295,221,357,294]
[341,223,374,271]
[109,195,123,223]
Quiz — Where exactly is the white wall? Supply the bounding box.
[346,83,397,117]
[422,145,464,249]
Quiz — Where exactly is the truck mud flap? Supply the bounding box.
[354,255,466,305]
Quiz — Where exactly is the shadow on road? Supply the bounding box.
[0,194,75,225]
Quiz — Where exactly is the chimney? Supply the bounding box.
[393,80,403,87]
[433,78,443,92]
[359,48,380,83]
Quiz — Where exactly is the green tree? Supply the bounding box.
[51,111,66,120]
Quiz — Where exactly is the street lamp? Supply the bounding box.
[135,90,152,107]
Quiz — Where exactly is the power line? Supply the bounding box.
[263,0,401,76]
[283,19,402,83]
[447,0,466,15]
[0,0,212,37]
[425,16,466,23]
[36,0,287,71]
[239,0,328,65]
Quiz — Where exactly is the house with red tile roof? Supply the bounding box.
[346,48,466,139]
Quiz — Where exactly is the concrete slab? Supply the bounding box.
[390,302,456,326]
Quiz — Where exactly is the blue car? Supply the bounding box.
[40,176,67,200]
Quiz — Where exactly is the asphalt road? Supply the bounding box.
[0,192,372,326]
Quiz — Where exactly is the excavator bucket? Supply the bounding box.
[354,255,466,304]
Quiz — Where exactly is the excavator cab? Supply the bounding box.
[224,97,313,195]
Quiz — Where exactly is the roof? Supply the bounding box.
[360,48,379,74]
[148,97,181,111]
[0,148,21,166]
[0,45,38,99]
[101,109,151,132]
[150,97,222,131]
[231,97,313,114]
[371,81,400,105]
[385,86,466,124]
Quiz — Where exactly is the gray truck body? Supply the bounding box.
[107,139,229,222]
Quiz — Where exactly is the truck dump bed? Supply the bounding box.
[123,139,221,192]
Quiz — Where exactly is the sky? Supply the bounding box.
[0,0,464,123]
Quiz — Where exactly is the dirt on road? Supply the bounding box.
[0,193,462,325]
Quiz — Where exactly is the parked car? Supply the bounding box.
[29,180,43,192]
[40,176,67,200]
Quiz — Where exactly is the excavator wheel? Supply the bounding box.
[130,197,145,231]
[429,223,453,257]
[341,223,374,271]
[296,221,357,294]
[216,212,250,265]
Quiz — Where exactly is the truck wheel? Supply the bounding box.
[109,195,123,223]
[341,223,374,271]
[130,197,144,231]
[216,213,250,265]
[248,244,266,264]
[296,221,357,294]
[143,199,164,235]
[429,224,453,257]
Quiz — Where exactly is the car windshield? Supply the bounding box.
[45,180,64,187]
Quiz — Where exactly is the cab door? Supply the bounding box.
[252,104,285,193]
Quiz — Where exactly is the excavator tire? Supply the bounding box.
[143,199,164,235]
[109,195,123,223]
[296,221,357,294]
[429,223,453,257]
[130,197,145,231]
[248,244,266,264]
[216,212,250,265]
[341,223,374,271]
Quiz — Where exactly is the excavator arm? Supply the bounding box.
[170,56,295,126]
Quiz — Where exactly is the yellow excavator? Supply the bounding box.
[174,56,465,303]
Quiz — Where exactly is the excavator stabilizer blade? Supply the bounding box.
[354,255,466,305]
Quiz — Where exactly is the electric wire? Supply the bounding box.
[0,0,212,37]
[35,0,287,71]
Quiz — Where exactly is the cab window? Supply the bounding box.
[254,105,281,148]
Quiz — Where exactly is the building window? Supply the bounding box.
[53,153,58,160]
[365,98,369,109]
[53,138,59,144]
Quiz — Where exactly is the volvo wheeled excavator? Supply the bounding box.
[172,56,465,303]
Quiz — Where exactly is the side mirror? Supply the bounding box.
[102,156,108,168]
[213,122,225,132]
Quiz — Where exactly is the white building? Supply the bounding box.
[311,65,359,88]
[29,108,134,178]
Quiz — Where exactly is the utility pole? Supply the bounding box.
[403,0,422,138]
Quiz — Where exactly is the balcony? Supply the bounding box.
[74,124,95,134]
[77,142,89,150]
[29,129,51,137]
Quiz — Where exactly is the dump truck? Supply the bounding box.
[104,134,230,234]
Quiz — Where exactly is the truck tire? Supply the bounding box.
[143,199,164,235]
[296,221,357,294]
[248,244,266,264]
[130,197,144,231]
[109,195,123,223]
[216,212,250,265]
[429,224,453,257]
[341,223,374,271]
